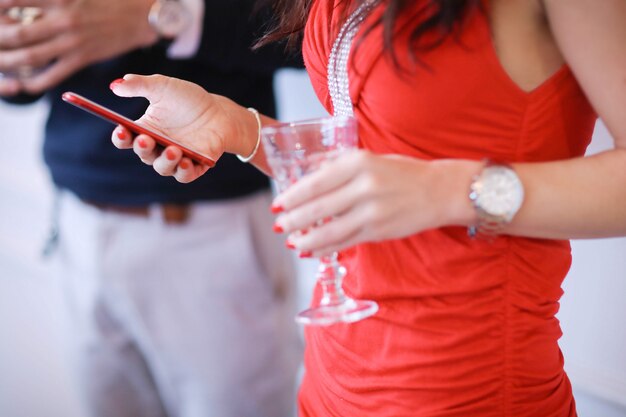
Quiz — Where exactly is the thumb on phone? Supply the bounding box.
[109,73,167,102]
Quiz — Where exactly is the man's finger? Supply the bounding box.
[0,12,68,49]
[0,32,73,71]
[20,52,80,94]
[0,76,20,96]
[0,0,72,9]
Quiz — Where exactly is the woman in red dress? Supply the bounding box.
[109,0,626,415]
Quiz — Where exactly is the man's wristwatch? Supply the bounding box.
[468,160,525,239]
[148,0,190,39]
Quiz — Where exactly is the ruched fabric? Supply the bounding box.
[299,1,597,416]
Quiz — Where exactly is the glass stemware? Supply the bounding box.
[261,115,379,326]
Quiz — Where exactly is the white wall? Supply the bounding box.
[0,69,625,417]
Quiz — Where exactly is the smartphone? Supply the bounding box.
[62,91,216,167]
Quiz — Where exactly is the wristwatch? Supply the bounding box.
[148,0,190,39]
[468,160,525,239]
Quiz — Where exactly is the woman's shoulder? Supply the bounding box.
[305,0,343,42]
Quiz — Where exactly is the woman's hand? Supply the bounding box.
[110,73,259,183]
[272,151,480,256]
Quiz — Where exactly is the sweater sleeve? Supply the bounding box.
[192,0,303,74]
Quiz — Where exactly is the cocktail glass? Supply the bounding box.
[261,115,379,325]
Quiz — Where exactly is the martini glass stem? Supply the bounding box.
[317,252,348,307]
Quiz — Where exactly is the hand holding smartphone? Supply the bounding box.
[62,91,216,167]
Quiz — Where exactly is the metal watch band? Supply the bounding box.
[468,159,524,240]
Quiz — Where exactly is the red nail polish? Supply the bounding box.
[299,250,313,258]
[109,78,124,90]
[116,129,127,140]
[273,223,284,233]
[166,149,176,161]
[285,240,296,250]
[270,204,284,214]
[179,160,190,170]
[137,138,147,148]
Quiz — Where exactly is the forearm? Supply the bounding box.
[509,149,626,239]
[443,149,626,240]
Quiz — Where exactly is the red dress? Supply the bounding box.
[299,1,597,416]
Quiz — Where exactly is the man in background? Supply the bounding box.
[0,1,302,416]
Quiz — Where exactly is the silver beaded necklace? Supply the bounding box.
[327,0,376,117]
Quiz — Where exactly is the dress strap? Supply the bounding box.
[327,1,375,117]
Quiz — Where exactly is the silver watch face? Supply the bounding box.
[150,0,190,39]
[474,166,524,220]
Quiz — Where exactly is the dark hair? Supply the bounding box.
[255,0,479,63]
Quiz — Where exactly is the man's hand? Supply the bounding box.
[0,0,159,96]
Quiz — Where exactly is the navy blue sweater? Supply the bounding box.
[7,0,302,205]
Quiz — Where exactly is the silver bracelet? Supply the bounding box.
[236,107,262,163]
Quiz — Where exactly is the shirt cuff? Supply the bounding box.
[167,0,204,59]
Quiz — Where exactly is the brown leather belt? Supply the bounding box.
[83,201,191,224]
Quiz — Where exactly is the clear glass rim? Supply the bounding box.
[261,115,356,135]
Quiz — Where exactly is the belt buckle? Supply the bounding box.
[161,204,190,224]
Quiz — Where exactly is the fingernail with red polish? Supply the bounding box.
[137,138,147,148]
[285,240,296,250]
[116,129,127,140]
[179,160,190,170]
[270,204,284,214]
[273,223,284,233]
[109,78,124,90]
[299,250,313,258]
[166,149,176,161]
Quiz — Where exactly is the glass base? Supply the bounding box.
[295,298,379,326]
